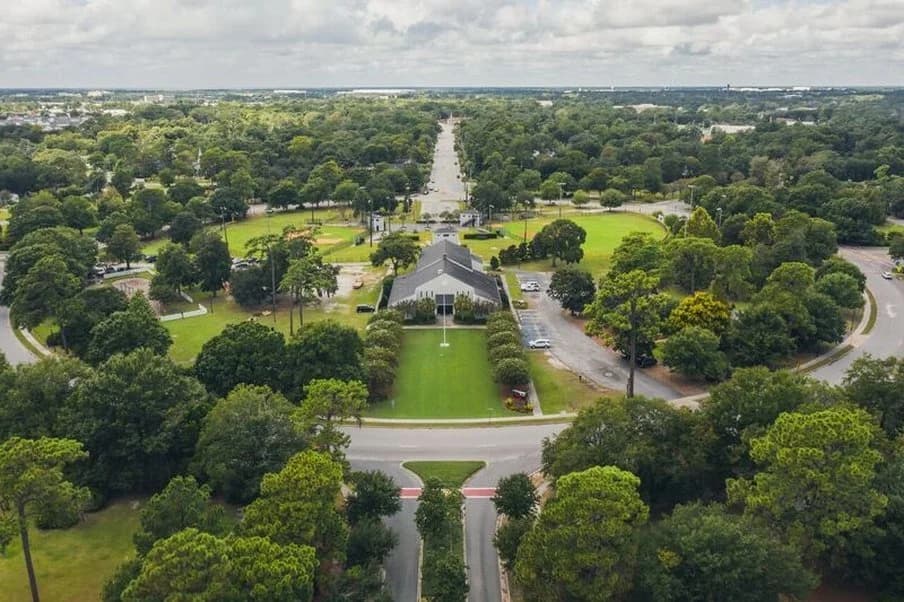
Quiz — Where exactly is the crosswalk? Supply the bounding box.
[400,487,496,500]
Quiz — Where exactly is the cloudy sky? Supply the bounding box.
[1,0,901,88]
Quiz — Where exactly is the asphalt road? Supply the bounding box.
[0,254,36,365]
[346,425,564,602]
[810,246,904,383]
[418,119,465,216]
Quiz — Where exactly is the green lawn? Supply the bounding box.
[165,276,382,363]
[502,270,523,303]
[463,212,666,276]
[403,461,486,488]
[528,352,611,414]
[364,329,518,419]
[0,500,141,602]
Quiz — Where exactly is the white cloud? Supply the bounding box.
[0,0,901,87]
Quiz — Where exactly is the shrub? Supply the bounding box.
[495,357,530,386]
[487,331,520,350]
[489,343,526,364]
[365,329,401,353]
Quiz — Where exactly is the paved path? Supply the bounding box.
[417,119,465,216]
[0,254,36,365]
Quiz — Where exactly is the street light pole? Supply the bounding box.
[558,182,564,218]
[717,207,723,229]
[488,204,494,224]
[368,199,374,247]
[266,210,276,323]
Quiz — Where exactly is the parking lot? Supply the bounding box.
[513,273,551,346]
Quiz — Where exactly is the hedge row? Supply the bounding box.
[485,312,530,387]
[364,310,405,400]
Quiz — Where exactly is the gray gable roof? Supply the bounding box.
[388,240,501,306]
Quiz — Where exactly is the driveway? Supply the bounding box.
[0,253,36,365]
[513,271,682,401]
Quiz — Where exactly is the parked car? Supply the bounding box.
[882,271,893,280]
[356,304,376,313]
[520,281,542,292]
[620,351,658,368]
[512,389,528,399]
[528,338,551,349]
[145,255,157,263]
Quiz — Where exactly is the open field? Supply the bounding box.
[463,212,666,275]
[528,351,611,414]
[165,272,382,363]
[364,329,518,419]
[403,461,486,488]
[0,500,141,602]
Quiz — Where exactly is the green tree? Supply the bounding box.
[547,266,595,315]
[493,517,533,572]
[168,211,202,246]
[242,450,348,559]
[515,466,649,602]
[60,196,97,234]
[664,237,718,293]
[283,319,365,397]
[0,437,89,602]
[608,231,663,277]
[122,528,317,602]
[533,219,586,266]
[492,473,537,519]
[153,243,196,294]
[890,234,904,262]
[0,357,91,439]
[107,223,140,268]
[599,188,626,210]
[370,232,420,275]
[711,244,753,301]
[279,254,339,333]
[86,293,172,364]
[723,305,795,367]
[571,189,590,206]
[62,348,209,496]
[132,476,226,555]
[815,271,864,310]
[843,355,904,437]
[634,503,817,602]
[727,407,887,564]
[195,385,304,504]
[588,270,670,397]
[666,291,731,335]
[815,256,866,291]
[494,357,530,387]
[11,254,80,329]
[659,326,728,381]
[346,470,401,525]
[191,230,231,304]
[542,395,710,513]
[685,206,720,241]
[294,378,368,466]
[703,367,836,479]
[194,321,287,397]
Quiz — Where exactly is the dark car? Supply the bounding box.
[145,255,157,263]
[355,304,376,313]
[620,351,658,368]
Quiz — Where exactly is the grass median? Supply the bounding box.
[403,460,486,488]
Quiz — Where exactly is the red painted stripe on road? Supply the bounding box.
[398,487,497,500]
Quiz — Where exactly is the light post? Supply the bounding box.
[220,211,229,245]
[716,207,723,229]
[687,184,697,210]
[488,204,494,225]
[558,182,565,218]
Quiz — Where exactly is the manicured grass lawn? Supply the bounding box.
[0,500,141,602]
[165,276,382,363]
[403,461,486,488]
[365,329,519,419]
[877,221,904,238]
[528,351,611,414]
[464,212,666,276]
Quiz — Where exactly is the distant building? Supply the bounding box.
[388,240,501,315]
[459,210,481,228]
[432,225,459,244]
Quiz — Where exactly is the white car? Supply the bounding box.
[520,281,542,292]
[528,338,551,349]
[881,271,893,280]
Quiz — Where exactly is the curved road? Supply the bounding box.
[0,254,36,366]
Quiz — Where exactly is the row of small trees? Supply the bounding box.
[415,480,468,602]
[363,310,405,400]
[486,312,530,388]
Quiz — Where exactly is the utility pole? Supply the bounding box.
[369,199,374,247]
[267,210,276,323]
[558,182,564,218]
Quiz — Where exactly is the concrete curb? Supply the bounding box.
[796,286,874,373]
